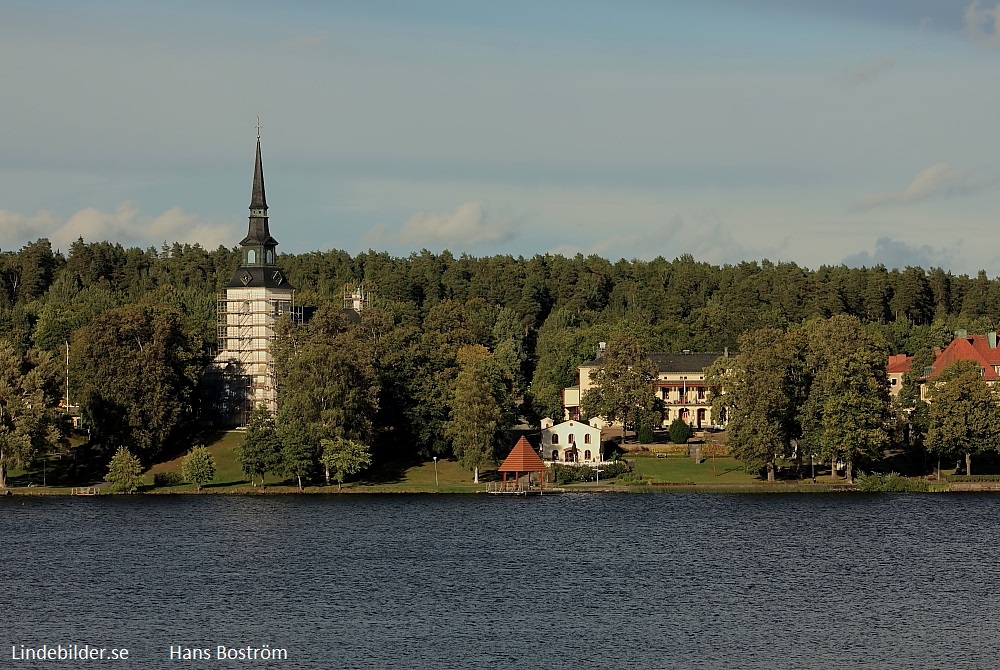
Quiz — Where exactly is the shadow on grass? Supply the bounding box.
[360,461,409,485]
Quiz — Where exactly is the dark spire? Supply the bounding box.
[250,137,267,210]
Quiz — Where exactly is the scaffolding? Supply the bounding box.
[211,288,303,427]
[344,284,372,312]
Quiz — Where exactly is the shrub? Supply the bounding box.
[550,461,631,484]
[855,471,929,492]
[668,419,691,445]
[637,425,654,444]
[181,446,217,492]
[152,471,183,487]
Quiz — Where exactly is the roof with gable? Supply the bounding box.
[580,351,728,373]
[887,354,913,374]
[926,334,1000,381]
[498,436,547,472]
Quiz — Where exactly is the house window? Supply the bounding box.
[584,450,592,460]
[551,434,558,444]
[584,434,591,444]
[568,433,575,445]
[246,249,256,264]
[551,450,559,460]
[891,378,898,386]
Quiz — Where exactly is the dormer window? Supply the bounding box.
[246,249,257,264]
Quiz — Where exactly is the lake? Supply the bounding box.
[2,493,998,668]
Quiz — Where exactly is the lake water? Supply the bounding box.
[2,493,999,669]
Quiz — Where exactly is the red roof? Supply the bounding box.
[927,334,1000,381]
[498,436,548,472]
[887,354,913,374]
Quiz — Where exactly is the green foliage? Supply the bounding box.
[551,461,630,484]
[278,427,319,492]
[668,419,691,445]
[181,446,216,492]
[0,340,66,488]
[926,360,1000,476]
[854,471,929,492]
[320,437,372,489]
[72,303,203,461]
[106,446,143,493]
[237,405,281,486]
[152,471,183,487]
[445,344,514,481]
[581,332,658,441]
[637,424,655,444]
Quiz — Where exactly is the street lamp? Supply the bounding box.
[595,468,604,485]
[433,456,439,487]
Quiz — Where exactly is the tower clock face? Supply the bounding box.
[241,272,253,286]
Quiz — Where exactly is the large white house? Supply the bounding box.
[562,347,727,430]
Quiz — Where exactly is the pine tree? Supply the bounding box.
[237,405,281,486]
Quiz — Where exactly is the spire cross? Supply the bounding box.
[255,116,261,139]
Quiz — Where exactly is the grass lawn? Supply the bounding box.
[631,455,757,485]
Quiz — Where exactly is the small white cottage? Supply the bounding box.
[539,419,602,463]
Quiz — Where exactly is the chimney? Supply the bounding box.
[596,341,606,359]
[991,332,998,349]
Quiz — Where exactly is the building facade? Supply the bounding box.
[563,348,726,429]
[540,418,603,463]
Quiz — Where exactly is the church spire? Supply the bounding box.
[250,132,267,211]
[238,121,278,266]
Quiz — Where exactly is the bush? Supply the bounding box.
[855,471,929,492]
[668,419,691,445]
[550,461,631,484]
[948,474,1000,482]
[637,425,654,444]
[152,471,183,487]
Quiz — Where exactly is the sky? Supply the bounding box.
[3,0,1000,274]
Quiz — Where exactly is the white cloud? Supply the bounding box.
[966,1,1000,47]
[380,200,516,249]
[0,202,239,252]
[853,163,987,210]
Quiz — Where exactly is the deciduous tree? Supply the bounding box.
[181,446,216,492]
[106,446,143,493]
[926,360,999,476]
[237,405,281,487]
[581,332,658,442]
[320,437,372,489]
[0,341,66,489]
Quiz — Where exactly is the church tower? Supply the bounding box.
[212,129,298,426]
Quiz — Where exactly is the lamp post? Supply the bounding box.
[433,456,439,487]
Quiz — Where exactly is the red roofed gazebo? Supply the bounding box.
[490,436,548,494]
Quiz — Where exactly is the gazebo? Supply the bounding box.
[491,436,548,494]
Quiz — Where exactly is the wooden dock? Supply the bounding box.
[71,486,100,496]
[485,482,554,495]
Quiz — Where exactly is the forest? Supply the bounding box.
[1,236,999,487]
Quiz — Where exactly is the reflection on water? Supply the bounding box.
[2,493,999,669]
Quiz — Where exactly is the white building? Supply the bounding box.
[540,419,603,463]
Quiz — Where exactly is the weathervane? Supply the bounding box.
[255,115,261,139]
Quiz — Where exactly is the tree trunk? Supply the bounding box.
[338,480,342,491]
[297,474,304,492]
[845,459,853,484]
[325,467,330,486]
[0,456,6,490]
[966,451,972,476]
[767,462,775,482]
[474,466,480,484]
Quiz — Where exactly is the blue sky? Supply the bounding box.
[3,0,1000,273]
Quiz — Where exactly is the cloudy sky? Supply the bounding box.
[3,0,1000,273]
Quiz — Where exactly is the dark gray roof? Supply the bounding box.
[250,138,267,209]
[225,266,295,289]
[581,351,728,373]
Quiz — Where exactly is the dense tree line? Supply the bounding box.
[3,237,1000,484]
